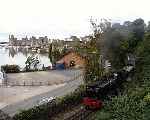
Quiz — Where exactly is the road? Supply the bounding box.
[1,74,84,116]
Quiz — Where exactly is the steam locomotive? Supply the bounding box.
[83,65,134,109]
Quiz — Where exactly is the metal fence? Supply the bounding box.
[1,72,84,86]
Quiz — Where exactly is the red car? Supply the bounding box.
[83,97,103,109]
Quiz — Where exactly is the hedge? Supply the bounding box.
[1,65,20,73]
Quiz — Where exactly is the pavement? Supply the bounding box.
[0,70,84,116]
[0,84,65,109]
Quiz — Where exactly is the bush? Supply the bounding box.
[1,65,20,73]
[144,93,150,103]
[95,94,147,120]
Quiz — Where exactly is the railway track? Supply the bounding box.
[63,107,96,120]
[51,104,96,120]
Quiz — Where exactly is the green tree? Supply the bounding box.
[48,43,52,62]
[128,18,145,51]
[84,18,111,83]
[52,48,61,62]
[48,43,61,65]
[25,55,40,71]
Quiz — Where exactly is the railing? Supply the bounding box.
[1,72,84,86]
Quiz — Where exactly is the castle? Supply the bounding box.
[9,35,50,48]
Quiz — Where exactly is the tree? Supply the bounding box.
[48,42,61,66]
[25,55,34,70]
[48,43,53,62]
[25,55,40,71]
[90,18,112,55]
[84,18,111,83]
[70,36,81,51]
[70,36,80,41]
[104,26,131,68]
[100,19,145,68]
[52,48,61,63]
[129,18,145,50]
[132,18,145,40]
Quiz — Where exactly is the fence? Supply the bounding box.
[1,72,84,87]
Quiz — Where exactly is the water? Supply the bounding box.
[0,46,51,70]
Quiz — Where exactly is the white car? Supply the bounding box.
[37,96,55,106]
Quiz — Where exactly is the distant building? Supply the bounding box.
[9,35,50,48]
[80,35,92,42]
[9,35,17,46]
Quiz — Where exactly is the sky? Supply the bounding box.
[0,0,150,41]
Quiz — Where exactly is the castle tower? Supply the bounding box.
[9,35,15,46]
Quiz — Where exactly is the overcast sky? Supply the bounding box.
[0,0,149,41]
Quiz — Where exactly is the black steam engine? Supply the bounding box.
[83,65,134,109]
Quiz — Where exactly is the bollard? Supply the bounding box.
[16,81,18,86]
[40,82,42,86]
[48,82,51,86]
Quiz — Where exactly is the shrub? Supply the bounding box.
[1,64,20,73]
[95,94,146,120]
[144,93,150,103]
